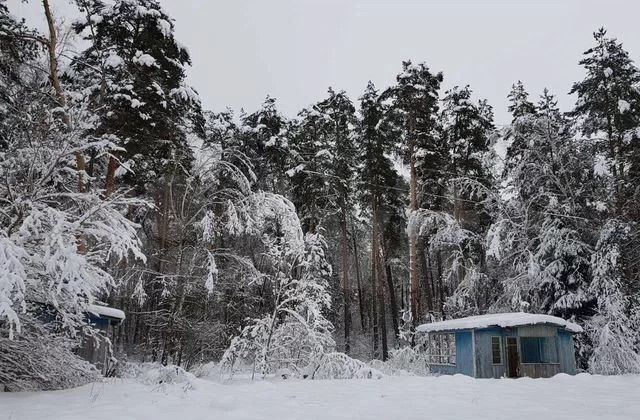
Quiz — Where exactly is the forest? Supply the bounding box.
[1,0,640,391]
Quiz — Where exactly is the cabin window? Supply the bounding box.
[520,337,558,364]
[491,336,502,364]
[428,333,456,365]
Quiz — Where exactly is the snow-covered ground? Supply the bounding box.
[2,374,640,420]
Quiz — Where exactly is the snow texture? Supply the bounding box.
[2,374,640,420]
[417,312,583,333]
[618,99,630,113]
[132,51,157,67]
[86,304,125,321]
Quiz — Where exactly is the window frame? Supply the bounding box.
[491,336,503,365]
[520,336,560,365]
[428,332,457,366]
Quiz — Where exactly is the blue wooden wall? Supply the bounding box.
[474,327,512,378]
[455,331,474,376]
[429,326,578,378]
[429,331,474,376]
[557,330,577,375]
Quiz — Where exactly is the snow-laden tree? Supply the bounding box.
[237,96,291,195]
[67,0,204,191]
[570,28,640,335]
[0,0,146,339]
[433,85,496,317]
[288,88,360,354]
[0,1,39,151]
[220,207,335,379]
[110,115,263,366]
[503,81,538,185]
[487,89,596,320]
[288,105,333,233]
[408,208,491,318]
[570,28,640,214]
[587,221,640,374]
[315,88,358,353]
[382,61,443,327]
[0,1,147,391]
[357,81,406,355]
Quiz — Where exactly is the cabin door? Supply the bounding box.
[506,337,520,378]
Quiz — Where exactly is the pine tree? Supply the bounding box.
[570,28,640,215]
[587,221,640,374]
[68,0,204,191]
[1,0,145,345]
[317,88,358,354]
[289,106,332,233]
[432,85,496,316]
[491,90,595,319]
[238,96,291,195]
[504,80,538,176]
[441,86,495,186]
[358,81,406,358]
[0,1,40,150]
[569,29,640,371]
[287,88,357,353]
[508,80,537,119]
[382,61,443,327]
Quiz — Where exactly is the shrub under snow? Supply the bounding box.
[119,362,197,390]
[0,320,99,391]
[370,346,430,376]
[189,361,221,379]
[310,352,383,380]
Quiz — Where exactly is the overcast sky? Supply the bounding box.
[6,0,640,124]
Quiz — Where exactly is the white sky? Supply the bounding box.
[6,0,640,124]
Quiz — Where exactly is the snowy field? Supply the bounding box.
[2,374,640,420]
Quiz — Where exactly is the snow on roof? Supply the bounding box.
[416,312,583,334]
[87,304,126,321]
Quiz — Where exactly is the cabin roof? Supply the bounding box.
[87,304,126,321]
[416,312,583,334]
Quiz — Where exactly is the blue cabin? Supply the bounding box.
[29,301,125,375]
[416,312,581,378]
[77,304,126,375]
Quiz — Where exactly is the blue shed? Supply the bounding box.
[416,312,582,378]
[77,304,126,375]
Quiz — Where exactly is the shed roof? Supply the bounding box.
[416,312,583,334]
[87,304,126,321]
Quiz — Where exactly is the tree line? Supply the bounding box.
[1,0,640,385]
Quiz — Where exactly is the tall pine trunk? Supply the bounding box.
[379,232,399,341]
[420,245,434,315]
[371,200,379,358]
[371,199,389,360]
[436,251,446,318]
[408,132,420,327]
[340,206,351,354]
[375,222,389,361]
[385,261,400,341]
[105,156,118,197]
[351,218,367,332]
